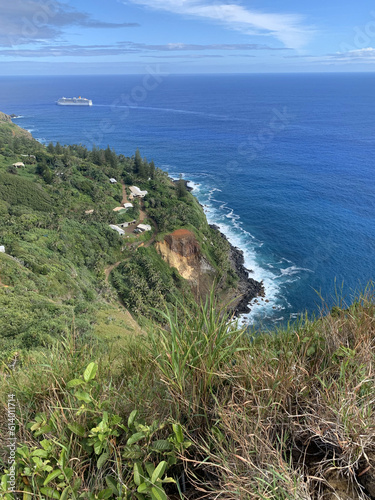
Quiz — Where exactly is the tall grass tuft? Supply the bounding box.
[150,289,246,419]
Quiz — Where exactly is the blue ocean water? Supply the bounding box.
[0,73,374,327]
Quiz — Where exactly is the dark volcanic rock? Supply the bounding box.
[209,224,265,316]
[171,178,193,192]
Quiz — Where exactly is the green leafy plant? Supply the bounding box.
[0,362,190,499]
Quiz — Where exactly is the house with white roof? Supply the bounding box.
[137,224,152,232]
[109,224,125,236]
[129,186,148,198]
[109,178,117,184]
[123,203,133,209]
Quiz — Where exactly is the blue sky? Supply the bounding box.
[1,0,375,74]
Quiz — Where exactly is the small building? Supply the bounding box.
[109,178,117,184]
[109,224,125,236]
[117,222,129,228]
[0,246,5,253]
[137,224,152,232]
[85,209,94,215]
[123,202,133,209]
[129,186,148,198]
[12,162,25,168]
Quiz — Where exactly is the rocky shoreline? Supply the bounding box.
[209,224,265,316]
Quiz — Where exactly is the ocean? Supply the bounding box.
[0,73,374,327]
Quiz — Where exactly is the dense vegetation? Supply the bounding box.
[1,291,374,499]
[0,120,236,358]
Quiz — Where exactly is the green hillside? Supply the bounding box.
[0,122,235,356]
[0,118,374,500]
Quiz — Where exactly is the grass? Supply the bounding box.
[0,287,374,498]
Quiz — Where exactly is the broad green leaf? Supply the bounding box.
[83,362,98,382]
[1,474,8,490]
[97,452,109,469]
[151,461,167,484]
[150,440,172,452]
[58,449,67,469]
[128,410,138,427]
[60,486,71,500]
[137,483,150,493]
[151,486,168,500]
[127,432,145,445]
[68,423,86,437]
[63,468,73,482]
[74,391,91,404]
[66,378,85,388]
[31,449,48,458]
[43,469,62,486]
[134,462,144,486]
[145,463,155,478]
[40,487,61,499]
[97,488,113,499]
[133,462,144,486]
[172,424,184,443]
[105,476,118,495]
[123,445,143,460]
[94,440,103,455]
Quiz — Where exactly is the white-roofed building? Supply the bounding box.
[129,186,148,198]
[137,224,152,232]
[123,202,133,209]
[12,162,25,168]
[0,246,5,253]
[109,224,125,236]
[109,178,117,184]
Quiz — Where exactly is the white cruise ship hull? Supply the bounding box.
[57,102,92,106]
[57,98,93,106]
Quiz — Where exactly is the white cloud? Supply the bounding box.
[126,0,314,48]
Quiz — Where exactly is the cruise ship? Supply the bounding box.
[57,97,93,106]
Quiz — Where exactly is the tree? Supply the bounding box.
[149,160,156,179]
[176,174,187,198]
[55,142,63,155]
[134,148,142,175]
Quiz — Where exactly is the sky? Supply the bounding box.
[1,0,375,74]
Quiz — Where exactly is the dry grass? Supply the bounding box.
[1,289,374,499]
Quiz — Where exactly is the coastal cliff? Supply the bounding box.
[156,228,215,297]
[156,227,265,316]
[0,111,12,123]
[0,111,33,139]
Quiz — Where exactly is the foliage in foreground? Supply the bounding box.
[1,290,374,499]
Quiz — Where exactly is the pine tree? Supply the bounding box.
[176,174,187,198]
[134,148,143,175]
[149,160,156,179]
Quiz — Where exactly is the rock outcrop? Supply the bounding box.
[0,111,12,123]
[156,229,214,296]
[0,111,33,139]
[156,227,265,316]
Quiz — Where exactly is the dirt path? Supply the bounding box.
[121,181,128,205]
[104,261,121,283]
